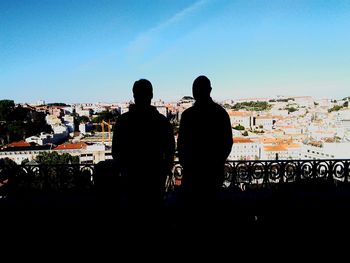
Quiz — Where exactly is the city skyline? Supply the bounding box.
[1,0,350,103]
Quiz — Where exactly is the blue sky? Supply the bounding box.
[1,0,350,103]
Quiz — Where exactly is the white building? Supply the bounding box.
[0,144,52,164]
[261,143,302,160]
[293,96,314,108]
[228,137,261,160]
[228,111,252,128]
[75,106,90,117]
[46,115,62,126]
[300,143,349,159]
[254,116,275,130]
[79,144,112,164]
[63,115,75,134]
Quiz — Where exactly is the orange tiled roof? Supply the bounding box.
[7,141,31,147]
[263,145,288,151]
[287,143,301,148]
[233,137,253,143]
[228,111,250,117]
[54,143,87,150]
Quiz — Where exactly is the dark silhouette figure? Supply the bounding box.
[112,79,175,214]
[177,75,233,211]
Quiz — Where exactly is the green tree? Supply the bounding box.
[233,124,245,130]
[0,158,18,185]
[21,158,30,165]
[286,107,298,113]
[328,105,343,112]
[79,116,90,123]
[91,110,119,124]
[47,103,69,106]
[232,101,271,111]
[35,152,79,165]
[0,100,15,121]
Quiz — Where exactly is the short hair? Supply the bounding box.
[133,79,153,97]
[193,75,211,90]
[192,75,212,98]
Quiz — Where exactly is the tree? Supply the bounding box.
[0,100,15,121]
[181,96,194,101]
[47,103,69,106]
[223,104,232,109]
[21,158,30,165]
[286,107,298,113]
[233,124,245,130]
[91,110,119,124]
[35,152,79,165]
[232,101,271,111]
[328,105,343,112]
[0,158,18,185]
[79,116,90,124]
[0,103,52,145]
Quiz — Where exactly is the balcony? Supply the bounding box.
[1,159,350,242]
[1,159,350,211]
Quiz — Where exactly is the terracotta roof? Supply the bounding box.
[54,143,87,150]
[309,141,322,147]
[7,141,31,147]
[264,145,288,151]
[287,143,301,148]
[255,115,273,119]
[228,111,250,117]
[233,137,253,143]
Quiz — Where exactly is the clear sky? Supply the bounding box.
[1,0,350,103]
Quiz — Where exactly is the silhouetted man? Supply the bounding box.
[177,75,233,206]
[112,79,175,212]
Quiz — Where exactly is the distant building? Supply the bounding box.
[63,115,75,133]
[261,143,301,160]
[48,107,63,118]
[156,106,168,117]
[254,116,275,130]
[79,122,93,134]
[228,111,252,128]
[0,142,52,164]
[80,144,112,164]
[37,100,45,106]
[228,137,261,160]
[75,106,90,117]
[301,142,350,159]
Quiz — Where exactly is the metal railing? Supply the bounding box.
[1,159,350,197]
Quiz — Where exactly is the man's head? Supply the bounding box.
[192,75,212,102]
[133,79,153,106]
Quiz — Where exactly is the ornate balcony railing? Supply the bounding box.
[1,159,350,198]
[167,159,350,191]
[0,163,95,197]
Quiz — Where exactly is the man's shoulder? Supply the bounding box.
[119,111,130,119]
[117,111,132,123]
[182,106,196,115]
[212,102,228,114]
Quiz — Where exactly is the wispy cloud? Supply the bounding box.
[127,0,210,54]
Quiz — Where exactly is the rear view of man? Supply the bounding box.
[177,75,233,205]
[112,79,175,212]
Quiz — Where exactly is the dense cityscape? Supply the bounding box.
[1,95,350,165]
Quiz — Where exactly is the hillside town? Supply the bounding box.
[1,95,350,165]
